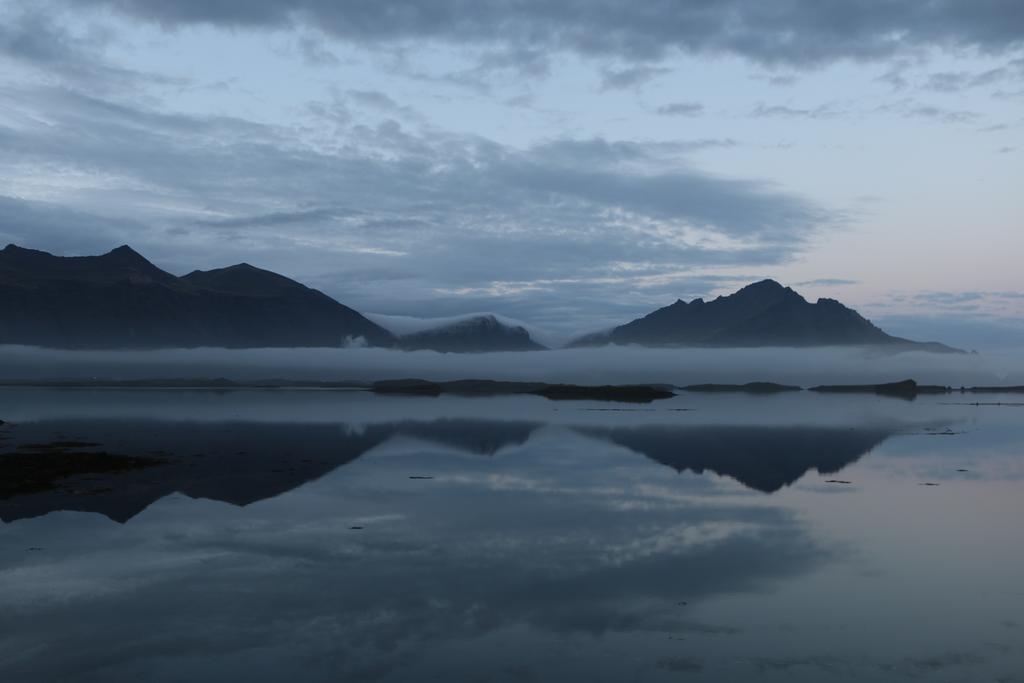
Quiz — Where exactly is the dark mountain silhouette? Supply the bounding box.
[396,315,546,352]
[2,246,961,352]
[0,418,541,523]
[580,424,895,493]
[0,244,393,348]
[571,279,960,351]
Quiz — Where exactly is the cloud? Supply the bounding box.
[992,87,1024,99]
[342,89,421,120]
[600,65,671,90]
[794,278,859,287]
[0,195,145,254]
[876,314,1024,352]
[875,99,982,123]
[905,105,980,123]
[195,207,362,229]
[750,102,844,120]
[53,0,1024,68]
[656,101,704,117]
[764,74,799,86]
[922,58,1024,92]
[0,7,105,74]
[0,5,183,90]
[347,89,401,109]
[295,33,339,66]
[871,290,1024,350]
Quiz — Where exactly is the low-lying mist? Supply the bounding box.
[1,344,1022,387]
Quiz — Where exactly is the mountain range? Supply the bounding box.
[0,244,956,352]
[1,416,904,521]
[0,244,393,348]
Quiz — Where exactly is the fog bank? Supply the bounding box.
[365,311,564,347]
[1,344,1022,387]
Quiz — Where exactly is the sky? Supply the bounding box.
[0,0,1022,346]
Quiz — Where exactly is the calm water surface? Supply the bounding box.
[0,388,1022,682]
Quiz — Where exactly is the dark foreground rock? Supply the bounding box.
[372,379,675,403]
[532,384,675,403]
[809,379,951,398]
[371,379,445,395]
[682,382,802,394]
[0,418,541,523]
[965,386,1024,393]
[0,444,162,499]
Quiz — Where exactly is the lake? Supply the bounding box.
[1,388,1022,682]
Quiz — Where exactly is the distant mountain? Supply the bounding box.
[571,279,960,352]
[0,244,394,348]
[395,315,546,353]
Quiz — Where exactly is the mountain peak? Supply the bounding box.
[738,279,785,293]
[0,242,176,287]
[181,261,308,297]
[107,244,141,256]
[586,278,934,349]
[100,244,159,267]
[1,243,45,258]
[731,278,805,305]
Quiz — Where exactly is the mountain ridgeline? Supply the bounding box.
[572,279,958,352]
[0,245,956,352]
[0,244,393,349]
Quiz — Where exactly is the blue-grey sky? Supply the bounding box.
[1,0,1022,343]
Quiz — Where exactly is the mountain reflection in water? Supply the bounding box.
[1,389,1022,682]
[2,416,898,522]
[583,425,892,492]
[0,418,541,522]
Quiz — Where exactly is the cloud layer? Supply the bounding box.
[60,0,1024,67]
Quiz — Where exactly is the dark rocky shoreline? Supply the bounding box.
[2,377,1022,398]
